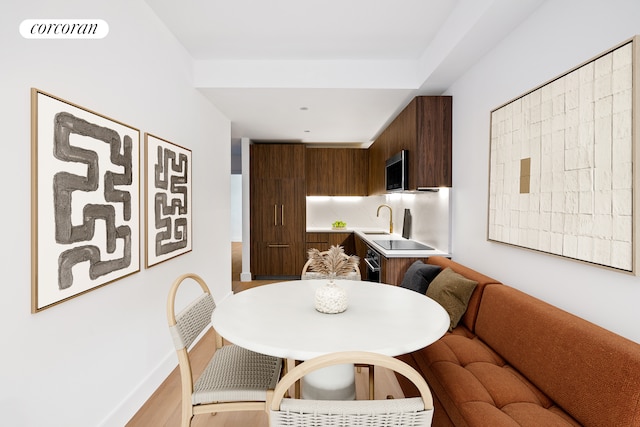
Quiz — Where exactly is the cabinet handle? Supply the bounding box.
[268,244,290,248]
[364,258,380,272]
[274,204,278,226]
[281,205,284,226]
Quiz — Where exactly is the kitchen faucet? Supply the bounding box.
[377,204,393,234]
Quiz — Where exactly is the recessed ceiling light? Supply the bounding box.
[300,107,309,111]
[304,130,310,133]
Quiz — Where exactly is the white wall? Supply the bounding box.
[448,0,640,343]
[1,1,231,426]
[230,174,243,241]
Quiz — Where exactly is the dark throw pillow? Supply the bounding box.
[426,267,478,331]
[400,260,442,294]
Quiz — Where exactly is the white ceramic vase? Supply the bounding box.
[315,278,348,314]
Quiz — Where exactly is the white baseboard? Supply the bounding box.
[97,351,176,427]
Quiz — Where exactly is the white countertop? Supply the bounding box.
[307,227,451,258]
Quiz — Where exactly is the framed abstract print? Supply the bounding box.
[31,88,140,312]
[488,36,639,273]
[144,133,192,268]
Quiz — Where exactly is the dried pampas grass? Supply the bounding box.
[307,245,360,276]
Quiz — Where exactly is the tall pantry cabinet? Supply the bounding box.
[250,143,306,278]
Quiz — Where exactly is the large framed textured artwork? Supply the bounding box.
[488,36,639,273]
[31,89,140,312]
[144,133,192,268]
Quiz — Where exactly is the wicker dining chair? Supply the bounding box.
[267,351,434,427]
[167,273,283,427]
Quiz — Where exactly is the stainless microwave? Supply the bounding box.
[385,150,408,192]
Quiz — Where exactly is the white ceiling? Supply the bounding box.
[145,0,545,147]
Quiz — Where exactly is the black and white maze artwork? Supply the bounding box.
[153,146,189,256]
[53,112,133,290]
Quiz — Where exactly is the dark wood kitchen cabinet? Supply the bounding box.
[250,143,306,278]
[367,138,387,195]
[305,232,355,255]
[368,96,452,195]
[306,147,368,196]
[380,256,429,286]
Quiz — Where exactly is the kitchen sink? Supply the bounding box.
[362,231,389,235]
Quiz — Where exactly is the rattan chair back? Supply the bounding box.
[267,351,434,427]
[167,273,282,427]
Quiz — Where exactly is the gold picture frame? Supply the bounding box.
[488,36,639,273]
[31,88,140,312]
[144,133,192,268]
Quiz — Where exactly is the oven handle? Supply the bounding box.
[364,257,380,272]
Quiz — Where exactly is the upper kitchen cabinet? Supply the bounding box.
[251,143,305,179]
[367,139,386,195]
[250,143,306,278]
[368,96,452,195]
[306,147,368,196]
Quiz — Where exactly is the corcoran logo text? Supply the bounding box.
[20,19,109,39]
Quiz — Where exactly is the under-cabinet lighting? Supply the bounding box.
[385,192,402,202]
[332,196,363,202]
[401,193,416,202]
[306,196,363,202]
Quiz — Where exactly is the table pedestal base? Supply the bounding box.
[301,363,356,400]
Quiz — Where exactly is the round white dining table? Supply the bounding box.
[211,279,449,399]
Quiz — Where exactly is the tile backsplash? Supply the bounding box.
[306,189,451,252]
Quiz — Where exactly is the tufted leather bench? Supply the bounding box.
[396,257,640,427]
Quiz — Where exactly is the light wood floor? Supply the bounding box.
[126,242,405,427]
